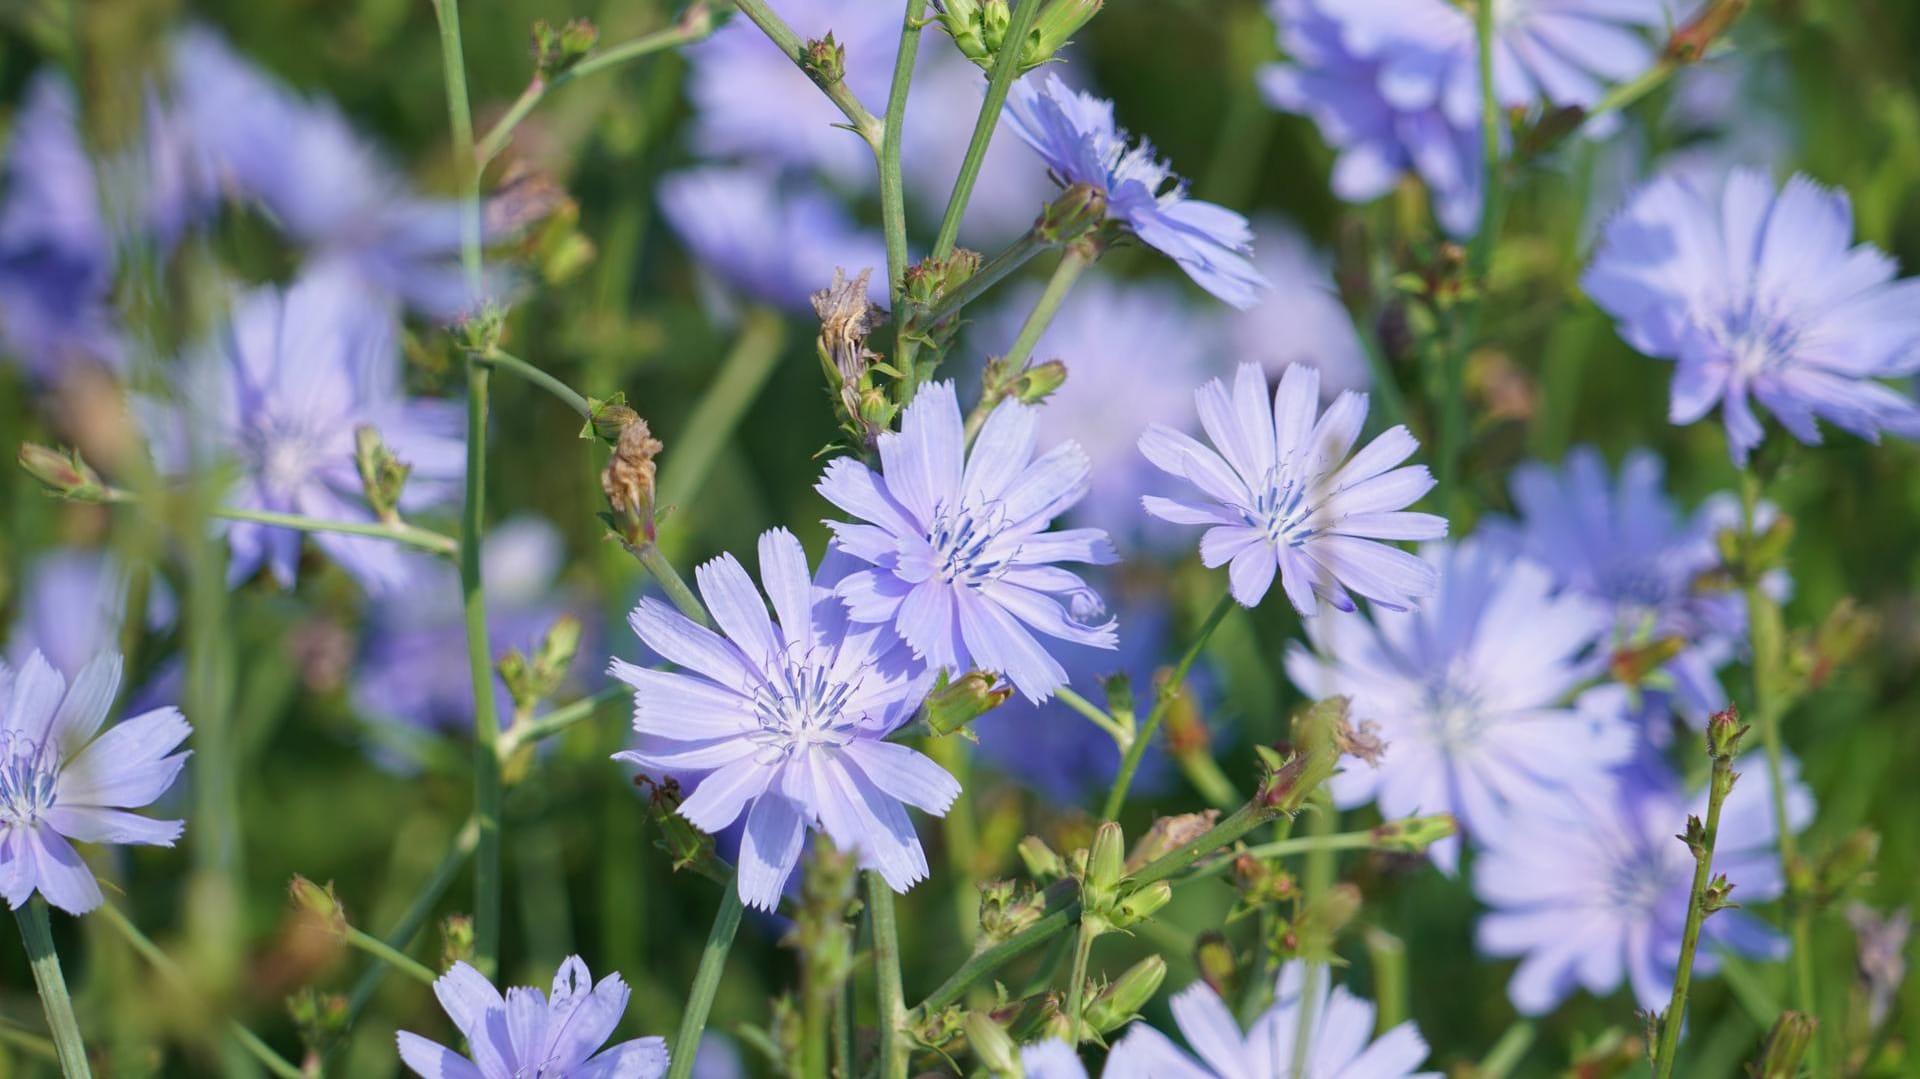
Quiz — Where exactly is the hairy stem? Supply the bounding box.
[881,0,927,386]
[931,0,1043,260]
[868,874,909,1079]
[1102,591,1235,819]
[666,883,746,1079]
[16,899,90,1079]
[459,357,503,977]
[1653,747,1736,1078]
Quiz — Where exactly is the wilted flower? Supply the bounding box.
[396,956,668,1078]
[1585,168,1920,464]
[819,381,1118,701]
[612,529,959,910]
[1285,538,1634,872]
[1141,363,1447,613]
[1004,74,1266,308]
[137,270,465,593]
[1227,218,1372,397]
[1475,753,1814,1014]
[1105,962,1438,1078]
[659,166,888,315]
[0,652,191,915]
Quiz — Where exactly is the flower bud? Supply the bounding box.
[441,914,475,970]
[1195,931,1237,997]
[925,669,1012,736]
[1706,705,1748,761]
[911,1004,967,1049]
[286,988,349,1056]
[1702,873,1738,915]
[804,33,847,86]
[1037,181,1108,245]
[979,878,1048,944]
[1370,813,1457,854]
[964,1009,1020,1076]
[1112,881,1171,927]
[355,425,412,525]
[1019,835,1067,881]
[1749,1010,1816,1079]
[1084,955,1165,1035]
[1800,596,1876,690]
[288,875,345,933]
[531,17,599,79]
[934,0,993,65]
[637,775,718,873]
[1028,0,1102,64]
[1124,811,1218,873]
[1013,359,1068,405]
[18,442,111,502]
[583,392,638,442]
[980,0,1012,51]
[1084,821,1125,899]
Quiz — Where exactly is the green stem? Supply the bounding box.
[665,884,746,1079]
[208,506,458,557]
[344,817,480,1028]
[500,685,632,757]
[431,0,482,292]
[1653,749,1736,1079]
[480,348,592,420]
[914,228,1051,329]
[1064,923,1095,1043]
[0,1016,57,1063]
[657,307,789,513]
[94,904,304,1079]
[635,542,710,625]
[1289,794,1336,1077]
[931,0,1043,261]
[476,5,720,168]
[1101,591,1235,820]
[459,357,503,978]
[731,0,883,145]
[868,874,909,1079]
[999,245,1090,374]
[880,0,927,368]
[344,926,437,987]
[15,899,90,1078]
[1055,686,1131,746]
[1477,1019,1535,1079]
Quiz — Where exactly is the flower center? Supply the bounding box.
[1422,676,1487,751]
[928,504,1009,586]
[1713,302,1802,382]
[1606,841,1687,914]
[750,652,863,755]
[0,733,58,829]
[1248,467,1318,548]
[247,417,326,495]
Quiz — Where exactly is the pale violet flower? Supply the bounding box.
[1022,1039,1089,1079]
[1005,74,1266,308]
[1106,962,1438,1078]
[612,529,958,911]
[397,957,667,1079]
[1585,168,1920,464]
[1475,750,1812,1014]
[1285,538,1635,872]
[6,550,174,681]
[819,381,1118,702]
[1141,363,1447,614]
[138,269,465,594]
[0,652,191,914]
[1228,218,1372,398]
[658,166,888,315]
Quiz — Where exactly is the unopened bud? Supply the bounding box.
[286,988,349,1054]
[1084,955,1165,1035]
[1113,881,1171,927]
[926,669,1012,736]
[1702,873,1738,915]
[1748,1010,1816,1079]
[1085,822,1125,899]
[1124,811,1217,873]
[502,616,584,715]
[912,1004,966,1049]
[964,1009,1019,1075]
[441,914,475,969]
[1028,0,1102,64]
[1801,597,1876,690]
[583,393,638,442]
[1019,835,1067,881]
[1371,813,1456,854]
[1706,705,1748,760]
[979,878,1048,943]
[1037,182,1108,245]
[1195,932,1237,997]
[18,442,111,502]
[288,875,345,932]
[1013,359,1068,405]
[355,426,411,525]
[803,32,847,86]
[531,17,599,79]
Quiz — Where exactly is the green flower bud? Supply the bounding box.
[1370,812,1457,854]
[1019,835,1067,881]
[288,875,345,933]
[1706,705,1749,761]
[18,442,112,502]
[1013,359,1068,405]
[804,32,847,86]
[1027,0,1102,65]
[531,17,599,79]
[1085,821,1125,897]
[1085,955,1165,1035]
[934,0,992,65]
[1609,635,1688,687]
[925,669,1012,735]
[964,1009,1020,1076]
[1113,881,1171,927]
[1037,181,1108,245]
[1749,1011,1816,1079]
[1195,931,1237,997]
[355,425,412,525]
[980,0,1011,51]
[441,914,475,970]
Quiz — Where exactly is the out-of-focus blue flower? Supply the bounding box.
[1285,538,1634,872]
[658,166,888,315]
[973,591,1180,803]
[0,73,123,380]
[1585,167,1920,464]
[1021,1039,1089,1079]
[6,550,174,681]
[169,27,493,321]
[1501,447,1765,736]
[819,381,1118,702]
[1226,218,1372,398]
[1106,962,1438,1078]
[0,651,190,914]
[972,277,1228,546]
[1141,363,1446,614]
[397,956,667,1079]
[137,269,464,594]
[353,518,592,752]
[612,529,958,911]
[1474,749,1812,1015]
[1004,74,1265,308]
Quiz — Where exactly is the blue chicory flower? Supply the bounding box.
[397,956,668,1079]
[1021,1039,1089,1079]
[0,651,190,914]
[658,165,889,315]
[612,529,959,911]
[6,550,175,681]
[1475,747,1813,1015]
[818,380,1119,702]
[1584,167,1920,464]
[137,269,465,594]
[1285,538,1635,872]
[1141,362,1447,614]
[1106,962,1438,1078]
[1004,73,1266,308]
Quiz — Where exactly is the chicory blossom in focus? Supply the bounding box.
[1585,167,1920,464]
[658,166,888,315]
[397,956,668,1079]
[1475,750,1813,1014]
[612,529,959,911]
[0,652,190,915]
[1285,538,1635,872]
[819,381,1118,702]
[1141,363,1447,614]
[1106,962,1438,1078]
[1004,74,1266,308]
[138,270,465,594]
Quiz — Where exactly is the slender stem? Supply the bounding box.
[1289,795,1336,1076]
[476,6,720,168]
[344,926,437,987]
[458,357,503,978]
[431,0,482,292]
[500,685,631,757]
[1185,829,1391,880]
[1064,924,1095,1043]
[1468,0,1501,286]
[868,874,909,1079]
[480,348,592,420]
[657,308,789,513]
[208,506,458,557]
[914,228,1051,329]
[1101,591,1235,820]
[1055,686,1131,746]
[94,904,304,1079]
[1477,1019,1535,1079]
[999,245,1090,373]
[880,0,927,359]
[731,0,883,145]
[665,884,746,1079]
[931,0,1043,260]
[834,980,855,1079]
[15,899,90,1078]
[344,818,480,1027]
[635,542,710,625]
[1653,749,1736,1078]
